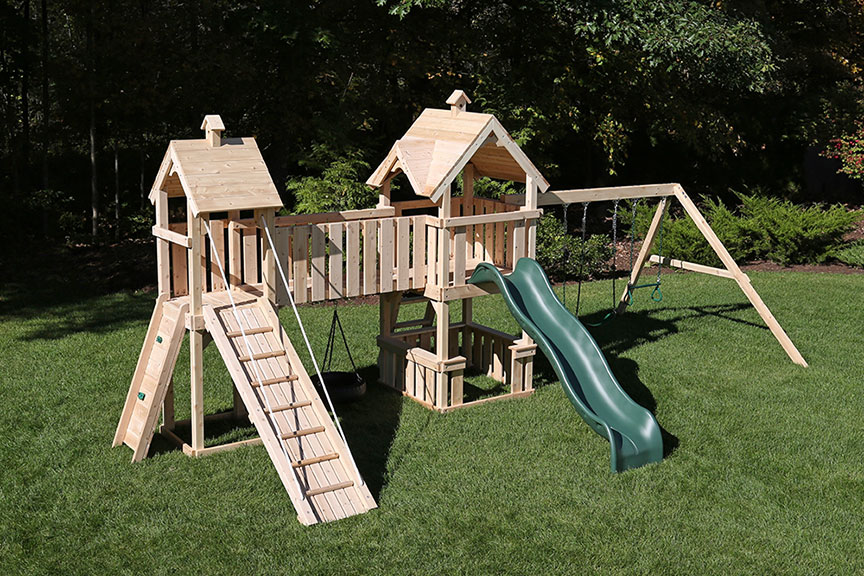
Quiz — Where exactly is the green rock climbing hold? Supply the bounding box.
[156,336,163,344]
[138,392,146,401]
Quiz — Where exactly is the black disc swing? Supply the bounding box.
[312,304,366,403]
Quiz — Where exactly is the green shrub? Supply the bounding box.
[836,240,864,268]
[287,145,376,213]
[620,192,861,266]
[535,214,613,281]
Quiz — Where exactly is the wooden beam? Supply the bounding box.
[442,209,541,228]
[672,186,808,367]
[187,212,205,453]
[506,183,678,206]
[647,255,735,279]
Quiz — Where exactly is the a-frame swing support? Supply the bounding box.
[505,183,808,367]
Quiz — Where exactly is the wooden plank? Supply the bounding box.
[443,209,541,228]
[673,186,808,367]
[616,198,667,314]
[396,217,410,291]
[243,227,258,285]
[171,241,188,296]
[228,214,242,287]
[412,217,426,289]
[311,224,326,302]
[427,224,438,287]
[453,226,466,286]
[328,222,344,299]
[258,210,277,304]
[346,221,360,297]
[293,226,309,304]
[275,226,291,304]
[209,219,226,291]
[267,206,394,227]
[505,183,678,206]
[437,227,449,288]
[512,221,525,265]
[380,218,395,292]
[152,225,191,248]
[363,220,378,295]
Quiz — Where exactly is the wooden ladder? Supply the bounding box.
[203,294,377,525]
[113,296,188,461]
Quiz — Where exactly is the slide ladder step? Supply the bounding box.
[238,350,286,362]
[306,481,354,497]
[281,426,325,440]
[265,400,312,414]
[292,453,340,468]
[226,326,273,338]
[251,374,299,388]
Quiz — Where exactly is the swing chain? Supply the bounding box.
[574,202,589,317]
[651,204,665,302]
[561,203,570,306]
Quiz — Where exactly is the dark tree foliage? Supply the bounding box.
[0,0,862,248]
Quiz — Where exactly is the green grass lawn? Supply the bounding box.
[1,269,862,575]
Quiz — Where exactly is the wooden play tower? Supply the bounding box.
[367,90,549,410]
[113,95,551,523]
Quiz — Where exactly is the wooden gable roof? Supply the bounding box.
[367,100,549,202]
[149,118,283,216]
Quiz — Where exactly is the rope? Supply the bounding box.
[202,219,307,502]
[323,305,358,375]
[261,220,364,486]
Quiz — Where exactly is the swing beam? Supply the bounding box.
[505,183,808,367]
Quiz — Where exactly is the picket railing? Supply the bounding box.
[164,197,538,304]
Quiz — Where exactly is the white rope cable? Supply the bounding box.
[261,220,364,486]
[202,219,307,502]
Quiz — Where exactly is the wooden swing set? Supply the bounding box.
[506,183,808,367]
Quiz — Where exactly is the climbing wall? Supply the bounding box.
[113,297,188,461]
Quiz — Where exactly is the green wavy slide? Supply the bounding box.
[468,258,663,472]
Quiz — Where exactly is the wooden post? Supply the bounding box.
[378,178,391,209]
[524,174,538,259]
[258,208,277,305]
[616,198,667,315]
[433,300,450,409]
[188,210,205,453]
[155,189,170,295]
[672,186,808,367]
[462,165,474,334]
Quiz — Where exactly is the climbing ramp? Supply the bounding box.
[113,295,187,461]
[203,291,377,525]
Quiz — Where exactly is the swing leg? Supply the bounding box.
[617,198,667,315]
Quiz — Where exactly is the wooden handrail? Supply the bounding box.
[442,209,541,228]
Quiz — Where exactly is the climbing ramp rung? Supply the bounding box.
[306,480,355,497]
[281,426,326,440]
[265,400,312,414]
[227,326,273,338]
[292,453,340,468]
[251,374,299,388]
[238,350,286,362]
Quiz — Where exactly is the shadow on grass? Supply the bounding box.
[327,365,403,500]
[145,366,404,501]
